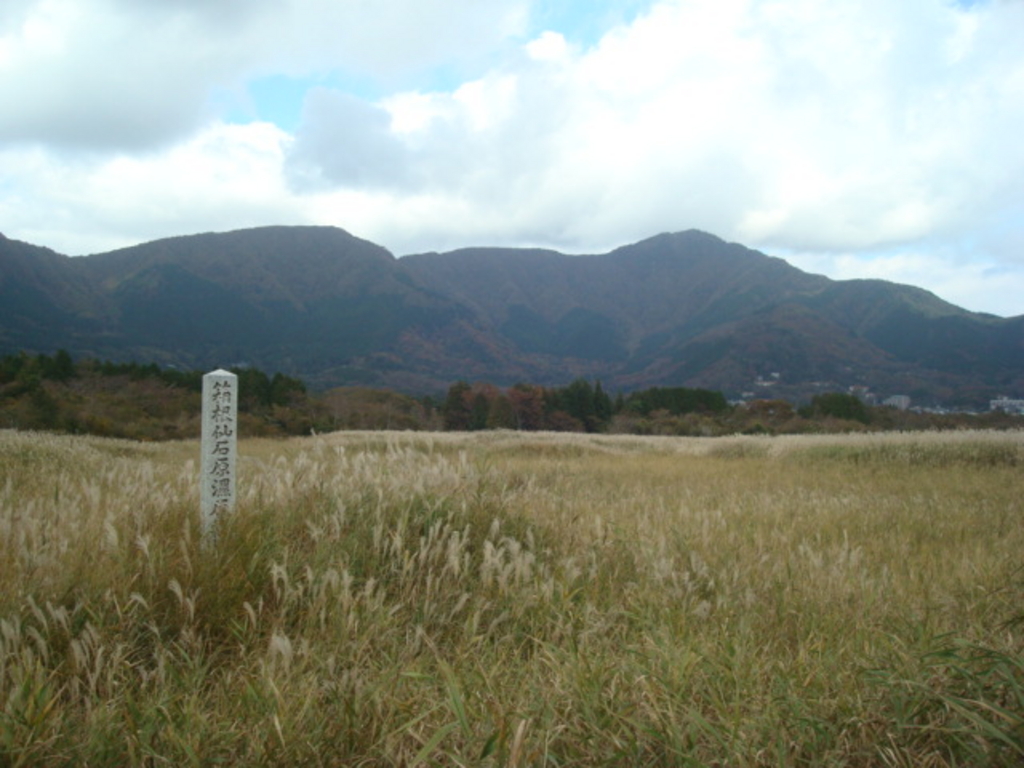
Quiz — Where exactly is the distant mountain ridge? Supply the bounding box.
[1,226,1021,404]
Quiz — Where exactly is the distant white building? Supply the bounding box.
[990,397,1024,414]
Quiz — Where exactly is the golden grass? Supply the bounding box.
[1,428,1021,766]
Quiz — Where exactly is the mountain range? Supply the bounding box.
[1,226,1021,405]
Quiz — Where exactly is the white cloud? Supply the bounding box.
[0,0,530,150]
[287,90,412,190]
[525,30,572,62]
[0,122,303,254]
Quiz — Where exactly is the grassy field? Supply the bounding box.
[1,428,1021,766]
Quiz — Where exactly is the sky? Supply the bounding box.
[1,0,1023,318]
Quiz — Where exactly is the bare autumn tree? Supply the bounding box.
[507,383,546,430]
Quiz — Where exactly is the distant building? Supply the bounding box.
[883,395,911,411]
[990,397,1024,414]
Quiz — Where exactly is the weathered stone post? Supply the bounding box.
[201,369,237,542]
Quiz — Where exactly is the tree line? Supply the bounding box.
[1,351,307,405]
[441,379,727,433]
[1,350,1018,439]
[0,350,314,438]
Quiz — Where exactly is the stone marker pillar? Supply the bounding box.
[201,369,237,541]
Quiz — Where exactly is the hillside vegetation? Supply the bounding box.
[1,428,1021,765]
[3,226,1021,400]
